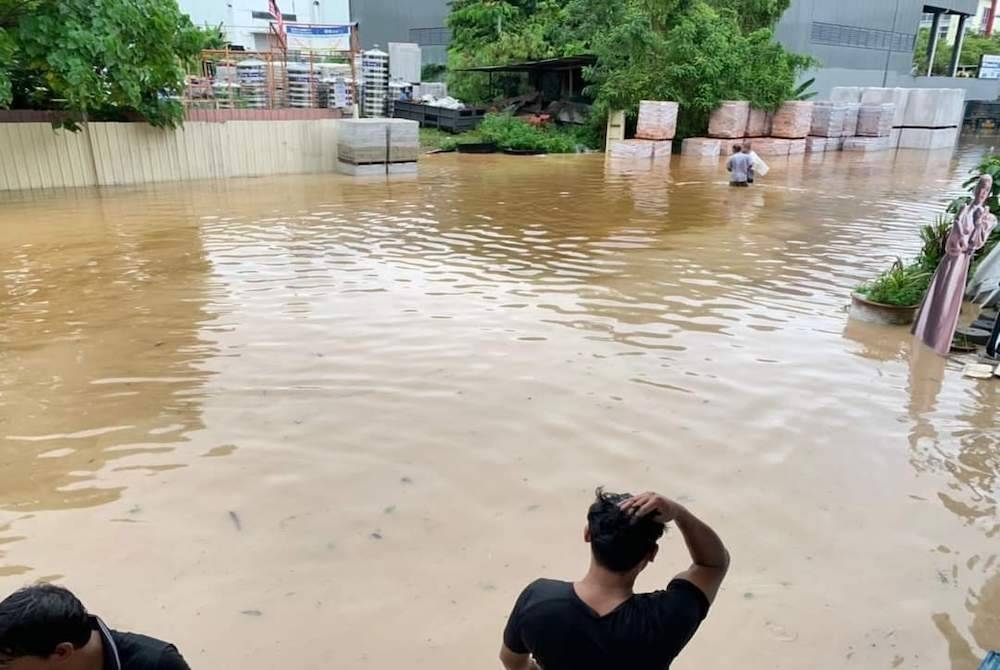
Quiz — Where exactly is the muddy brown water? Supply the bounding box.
[2,146,1000,669]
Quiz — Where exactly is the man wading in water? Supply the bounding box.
[0,585,190,670]
[500,490,729,670]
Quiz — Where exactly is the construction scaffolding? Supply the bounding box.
[184,23,361,114]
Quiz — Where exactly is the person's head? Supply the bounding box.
[0,586,93,669]
[741,141,752,153]
[974,175,993,206]
[731,144,741,154]
[585,488,665,576]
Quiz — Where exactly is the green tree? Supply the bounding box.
[914,26,1000,75]
[706,0,791,33]
[582,0,811,134]
[0,0,204,127]
[446,0,810,137]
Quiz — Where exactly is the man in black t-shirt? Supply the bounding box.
[500,489,730,670]
[0,584,190,670]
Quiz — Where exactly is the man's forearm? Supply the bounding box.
[675,507,729,569]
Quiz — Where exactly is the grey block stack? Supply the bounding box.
[771,101,814,139]
[842,103,861,137]
[856,104,894,137]
[337,119,420,176]
[709,101,750,138]
[810,102,846,138]
[897,88,965,150]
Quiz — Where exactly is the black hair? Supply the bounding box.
[587,488,665,573]
[0,585,93,660]
[732,144,742,153]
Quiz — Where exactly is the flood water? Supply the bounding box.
[2,145,1000,669]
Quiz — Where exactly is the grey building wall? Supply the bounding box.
[776,0,997,99]
[349,0,451,64]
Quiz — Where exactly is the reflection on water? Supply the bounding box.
[1,191,215,511]
[0,144,999,669]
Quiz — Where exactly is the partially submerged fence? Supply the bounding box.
[0,115,341,191]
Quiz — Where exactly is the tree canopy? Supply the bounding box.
[914,26,1000,76]
[0,0,209,127]
[445,0,811,136]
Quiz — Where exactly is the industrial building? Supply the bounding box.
[177,1,998,100]
[178,0,350,51]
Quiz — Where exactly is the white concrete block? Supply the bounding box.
[857,103,894,137]
[709,101,750,138]
[843,136,892,152]
[336,161,389,176]
[842,103,861,136]
[860,87,909,127]
[806,136,833,153]
[681,137,722,157]
[810,101,846,137]
[898,127,959,150]
[830,87,863,103]
[939,88,966,127]
[389,43,422,83]
[388,161,419,175]
[903,88,944,128]
[609,139,655,159]
[636,101,679,140]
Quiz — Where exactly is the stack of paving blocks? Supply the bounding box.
[679,86,965,161]
[608,101,677,159]
[897,88,965,150]
[860,87,910,147]
[337,118,420,176]
[831,86,965,152]
[745,108,772,137]
[805,102,847,153]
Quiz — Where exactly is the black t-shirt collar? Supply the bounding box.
[91,616,122,670]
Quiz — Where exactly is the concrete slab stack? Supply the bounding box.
[771,101,814,139]
[608,139,672,158]
[806,136,844,153]
[856,103,894,138]
[842,103,861,137]
[709,101,750,138]
[681,137,722,157]
[388,43,422,83]
[810,101,846,137]
[337,118,419,176]
[843,136,892,153]
[635,101,679,140]
[830,87,863,103]
[745,108,772,137]
[896,88,965,150]
[898,127,960,150]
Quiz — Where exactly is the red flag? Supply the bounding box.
[268,0,286,48]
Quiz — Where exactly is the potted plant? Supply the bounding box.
[851,260,930,325]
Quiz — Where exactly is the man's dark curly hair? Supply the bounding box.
[0,585,93,661]
[587,488,665,573]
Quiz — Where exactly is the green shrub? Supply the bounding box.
[858,260,930,307]
[477,112,597,153]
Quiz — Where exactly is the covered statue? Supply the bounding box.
[912,175,997,355]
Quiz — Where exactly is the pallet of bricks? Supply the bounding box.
[337,119,420,176]
[682,101,814,158]
[607,101,678,159]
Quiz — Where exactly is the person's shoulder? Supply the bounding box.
[111,630,191,670]
[521,578,573,599]
[634,578,710,621]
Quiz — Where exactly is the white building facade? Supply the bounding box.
[179,0,350,51]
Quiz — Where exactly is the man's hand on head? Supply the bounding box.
[618,492,684,525]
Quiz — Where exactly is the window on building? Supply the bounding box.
[251,10,297,21]
[409,27,451,46]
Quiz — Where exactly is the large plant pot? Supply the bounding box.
[849,292,920,326]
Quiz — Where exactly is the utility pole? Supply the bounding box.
[882,0,901,86]
[988,0,998,37]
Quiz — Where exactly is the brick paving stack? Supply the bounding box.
[608,100,678,159]
[337,118,419,176]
